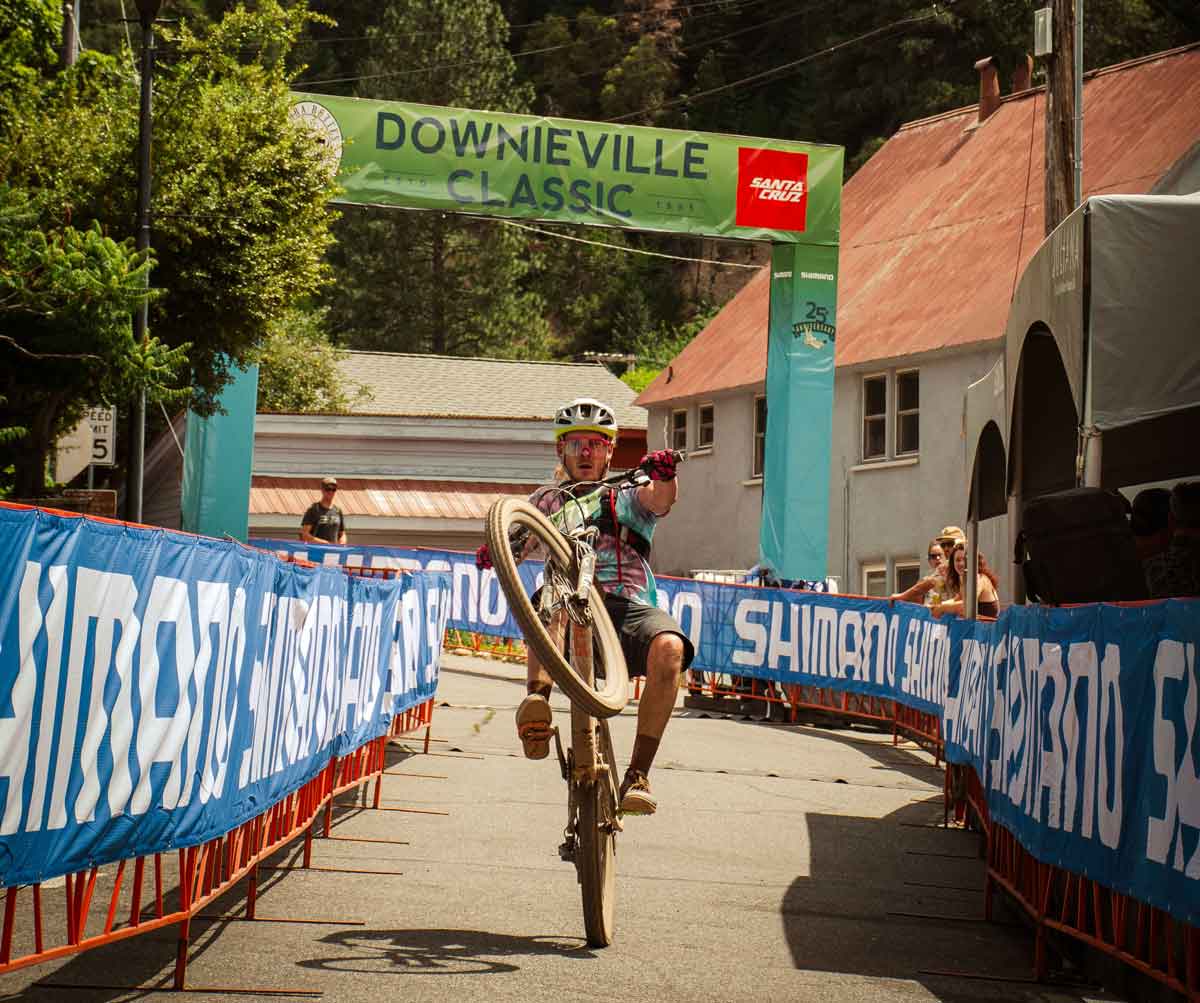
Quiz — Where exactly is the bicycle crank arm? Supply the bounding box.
[571,764,610,784]
[552,727,569,781]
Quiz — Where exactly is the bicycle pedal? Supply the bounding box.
[558,839,576,862]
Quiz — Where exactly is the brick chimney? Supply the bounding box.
[974,56,1000,122]
[1013,53,1033,93]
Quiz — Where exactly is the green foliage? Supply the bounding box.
[322,0,551,360]
[668,0,1194,175]
[0,1,339,494]
[599,34,678,125]
[0,184,189,495]
[254,306,373,413]
[619,305,718,393]
[145,3,339,411]
[0,0,60,96]
[524,10,624,119]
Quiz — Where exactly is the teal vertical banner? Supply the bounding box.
[759,243,839,580]
[181,363,259,541]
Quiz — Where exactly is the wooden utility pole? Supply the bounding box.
[60,1,78,67]
[1043,0,1076,235]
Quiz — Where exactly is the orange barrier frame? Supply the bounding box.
[946,762,1200,999]
[683,671,945,760]
[0,518,441,990]
[0,698,433,989]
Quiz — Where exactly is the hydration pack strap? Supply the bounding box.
[592,488,652,559]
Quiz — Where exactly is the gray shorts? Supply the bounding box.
[602,593,695,677]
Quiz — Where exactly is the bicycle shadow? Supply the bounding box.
[296,926,598,976]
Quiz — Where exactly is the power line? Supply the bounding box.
[297,0,771,46]
[606,7,946,122]
[291,0,794,88]
[294,38,586,86]
[493,218,761,269]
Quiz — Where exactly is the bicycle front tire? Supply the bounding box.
[485,497,629,718]
[578,779,617,947]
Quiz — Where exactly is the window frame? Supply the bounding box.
[894,368,920,457]
[696,402,714,449]
[670,408,688,452]
[893,559,922,595]
[861,372,888,462]
[861,562,888,598]
[752,395,767,478]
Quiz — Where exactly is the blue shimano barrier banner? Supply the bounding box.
[254,539,1200,925]
[940,599,1200,926]
[0,508,449,886]
[253,538,542,640]
[253,539,949,711]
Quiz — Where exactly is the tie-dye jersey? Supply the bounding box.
[530,481,659,606]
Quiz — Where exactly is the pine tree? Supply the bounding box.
[321,0,552,360]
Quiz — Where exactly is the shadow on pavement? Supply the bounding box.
[297,927,597,976]
[776,763,1122,1000]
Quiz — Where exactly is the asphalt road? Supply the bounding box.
[0,653,1125,1003]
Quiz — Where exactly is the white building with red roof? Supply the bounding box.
[144,352,647,550]
[635,45,1200,595]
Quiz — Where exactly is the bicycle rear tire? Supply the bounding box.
[577,779,617,947]
[485,498,629,718]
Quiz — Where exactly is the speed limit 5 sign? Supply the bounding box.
[86,406,116,466]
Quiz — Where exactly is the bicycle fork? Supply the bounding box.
[558,622,621,864]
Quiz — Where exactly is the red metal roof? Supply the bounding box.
[637,44,1200,405]
[250,477,539,520]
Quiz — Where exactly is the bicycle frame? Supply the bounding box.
[551,615,622,863]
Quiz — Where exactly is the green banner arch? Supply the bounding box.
[291,93,843,580]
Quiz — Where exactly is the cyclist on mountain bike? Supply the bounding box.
[476,397,693,816]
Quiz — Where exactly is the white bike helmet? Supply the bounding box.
[554,397,618,440]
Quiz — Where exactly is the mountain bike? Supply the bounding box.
[484,458,679,947]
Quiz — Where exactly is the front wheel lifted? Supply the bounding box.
[485,498,629,718]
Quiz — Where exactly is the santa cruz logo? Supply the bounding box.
[749,177,806,202]
[735,147,809,232]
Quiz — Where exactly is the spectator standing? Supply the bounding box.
[1145,482,1200,598]
[891,527,964,605]
[301,476,347,545]
[938,540,1000,617]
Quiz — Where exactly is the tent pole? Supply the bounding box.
[966,463,980,619]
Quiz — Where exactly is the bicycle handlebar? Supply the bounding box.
[586,449,687,490]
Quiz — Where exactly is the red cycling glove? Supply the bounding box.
[475,544,493,570]
[639,449,678,481]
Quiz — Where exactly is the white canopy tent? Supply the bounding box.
[963,193,1200,610]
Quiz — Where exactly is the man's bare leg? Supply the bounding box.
[621,632,684,813]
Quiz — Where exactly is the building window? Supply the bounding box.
[752,396,767,478]
[670,409,687,451]
[896,370,920,456]
[697,403,714,449]
[862,563,887,597]
[894,560,921,594]
[862,375,886,460]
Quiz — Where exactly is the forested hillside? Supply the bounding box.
[58,0,1200,381]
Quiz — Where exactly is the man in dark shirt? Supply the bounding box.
[300,476,347,544]
[1146,481,1200,599]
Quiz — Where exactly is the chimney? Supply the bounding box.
[1012,53,1033,93]
[974,56,1000,122]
